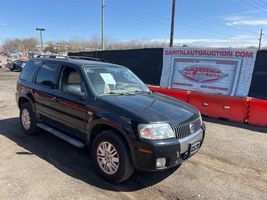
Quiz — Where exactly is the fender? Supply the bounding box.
[18,88,36,113]
[88,113,138,166]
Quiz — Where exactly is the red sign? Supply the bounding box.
[179,66,228,83]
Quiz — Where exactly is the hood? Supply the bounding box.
[100,93,199,125]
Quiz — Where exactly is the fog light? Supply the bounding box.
[156,158,166,168]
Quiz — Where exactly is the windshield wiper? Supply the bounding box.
[133,90,152,94]
[106,90,151,96]
[107,91,134,95]
[107,92,124,95]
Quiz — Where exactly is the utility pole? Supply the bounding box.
[169,0,176,47]
[36,28,45,50]
[101,0,105,50]
[258,28,263,50]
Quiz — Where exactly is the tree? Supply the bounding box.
[43,41,56,53]
[22,38,38,51]
[3,39,21,52]
[3,37,38,52]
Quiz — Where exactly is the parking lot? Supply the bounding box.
[0,71,266,200]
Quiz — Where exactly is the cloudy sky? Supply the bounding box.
[0,0,266,47]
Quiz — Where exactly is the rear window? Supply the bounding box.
[20,60,39,82]
[35,63,59,89]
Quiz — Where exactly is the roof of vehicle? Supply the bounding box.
[32,55,125,69]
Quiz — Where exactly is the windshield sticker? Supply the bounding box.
[100,73,116,84]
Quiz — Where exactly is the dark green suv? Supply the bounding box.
[16,56,205,183]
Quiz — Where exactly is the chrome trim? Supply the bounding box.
[178,128,203,154]
[172,117,201,139]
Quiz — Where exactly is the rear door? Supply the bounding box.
[33,62,60,125]
[49,64,88,140]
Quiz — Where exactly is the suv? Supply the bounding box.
[16,56,205,183]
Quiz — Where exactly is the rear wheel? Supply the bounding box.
[20,102,38,135]
[91,130,134,183]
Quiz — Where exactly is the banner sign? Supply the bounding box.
[160,48,257,96]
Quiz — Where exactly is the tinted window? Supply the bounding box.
[36,63,59,89]
[20,60,39,82]
[59,66,82,92]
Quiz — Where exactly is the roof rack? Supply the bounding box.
[35,54,106,62]
[68,55,105,62]
[35,55,67,59]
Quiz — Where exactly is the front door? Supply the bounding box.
[49,65,88,140]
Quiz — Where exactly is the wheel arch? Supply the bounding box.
[18,96,31,108]
[88,122,136,166]
[18,90,35,110]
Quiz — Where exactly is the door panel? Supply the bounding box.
[51,97,87,139]
[34,90,54,120]
[47,65,88,140]
[33,62,60,125]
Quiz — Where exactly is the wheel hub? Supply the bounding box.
[97,141,119,175]
[21,108,31,130]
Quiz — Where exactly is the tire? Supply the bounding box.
[91,130,134,183]
[20,102,38,135]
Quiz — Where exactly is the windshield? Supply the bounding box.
[84,66,150,96]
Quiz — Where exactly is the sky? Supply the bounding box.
[0,0,267,47]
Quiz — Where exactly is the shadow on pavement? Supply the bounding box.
[203,116,267,134]
[0,117,177,192]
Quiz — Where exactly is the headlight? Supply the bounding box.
[138,123,175,140]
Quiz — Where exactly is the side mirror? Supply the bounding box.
[66,85,86,99]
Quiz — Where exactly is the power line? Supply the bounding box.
[55,0,259,45]
[252,0,267,11]
[55,0,258,38]
[242,0,267,13]
[108,2,260,41]
[105,4,170,27]
[114,0,259,37]
[111,0,170,22]
[57,0,100,6]
[144,0,172,10]
[108,0,253,38]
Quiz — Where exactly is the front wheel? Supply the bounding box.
[91,130,134,183]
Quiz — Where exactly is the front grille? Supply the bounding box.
[172,117,202,139]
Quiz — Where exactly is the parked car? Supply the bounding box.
[16,56,205,183]
[9,60,27,71]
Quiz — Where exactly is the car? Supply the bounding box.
[16,56,205,183]
[9,60,27,72]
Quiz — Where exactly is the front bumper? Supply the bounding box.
[133,125,205,171]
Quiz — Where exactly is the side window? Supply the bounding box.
[58,66,84,94]
[20,60,39,82]
[36,63,59,89]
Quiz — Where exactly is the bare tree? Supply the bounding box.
[2,36,172,53]
[22,38,38,51]
[3,39,21,51]
[3,37,38,52]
